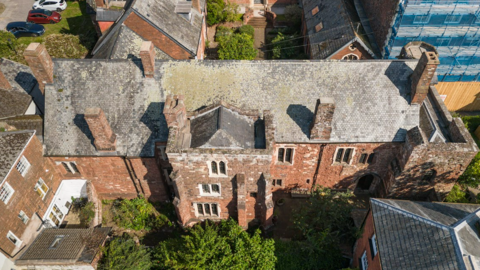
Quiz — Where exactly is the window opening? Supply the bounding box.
[219,161,226,175]
[367,153,375,164]
[35,178,49,199]
[18,211,29,224]
[211,161,218,174]
[278,148,285,162]
[359,154,368,164]
[16,156,31,177]
[0,183,14,204]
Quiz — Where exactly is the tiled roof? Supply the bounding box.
[371,199,480,270]
[92,0,204,59]
[17,228,110,264]
[0,131,34,182]
[0,89,31,119]
[45,59,420,157]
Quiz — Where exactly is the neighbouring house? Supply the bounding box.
[0,130,63,268]
[360,0,480,82]
[39,40,477,229]
[0,58,44,135]
[15,228,111,270]
[353,198,480,270]
[91,0,206,60]
[301,0,379,60]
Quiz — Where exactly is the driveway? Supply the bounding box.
[0,0,33,30]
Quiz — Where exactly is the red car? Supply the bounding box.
[27,9,61,24]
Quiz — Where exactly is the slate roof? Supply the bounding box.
[0,131,34,182]
[190,106,256,149]
[17,228,111,264]
[95,8,123,22]
[45,59,420,157]
[371,199,480,270]
[0,58,42,118]
[92,0,204,59]
[301,0,374,59]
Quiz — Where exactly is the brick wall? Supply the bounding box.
[124,12,193,59]
[196,16,207,60]
[0,136,62,256]
[329,41,374,60]
[359,0,398,54]
[352,210,382,270]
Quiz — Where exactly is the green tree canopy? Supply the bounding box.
[206,0,225,26]
[99,237,152,270]
[458,152,480,188]
[153,219,276,270]
[217,33,257,60]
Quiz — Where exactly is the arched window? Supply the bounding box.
[342,54,359,60]
[219,161,226,175]
[211,161,218,174]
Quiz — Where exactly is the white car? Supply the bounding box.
[32,0,67,12]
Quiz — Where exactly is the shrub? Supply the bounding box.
[153,219,276,269]
[458,152,480,188]
[224,1,239,22]
[0,31,20,61]
[271,32,296,59]
[206,0,225,26]
[99,237,152,270]
[112,196,171,231]
[218,33,257,60]
[284,5,302,27]
[44,34,89,59]
[215,26,234,42]
[238,25,254,38]
[72,198,96,227]
[445,185,469,203]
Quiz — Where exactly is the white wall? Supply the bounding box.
[43,180,88,227]
[0,252,16,270]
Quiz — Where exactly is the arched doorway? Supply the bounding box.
[354,173,388,198]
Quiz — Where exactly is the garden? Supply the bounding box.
[0,0,97,64]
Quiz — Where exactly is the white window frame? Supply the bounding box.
[342,53,359,60]
[207,160,228,177]
[198,183,221,196]
[333,147,355,165]
[34,178,49,200]
[18,210,29,224]
[413,14,431,24]
[16,156,31,177]
[445,14,462,24]
[7,231,22,247]
[194,203,220,217]
[370,234,378,258]
[361,250,368,270]
[61,162,79,174]
[0,182,15,204]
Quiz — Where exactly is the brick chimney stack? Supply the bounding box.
[164,95,187,128]
[0,69,12,90]
[411,52,440,105]
[310,98,335,141]
[23,43,53,94]
[84,108,117,151]
[140,41,155,78]
[192,0,201,13]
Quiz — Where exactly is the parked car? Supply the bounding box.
[32,0,67,12]
[6,22,45,38]
[27,9,61,24]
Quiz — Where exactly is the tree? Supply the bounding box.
[445,184,469,203]
[99,237,152,270]
[206,0,225,26]
[224,1,239,22]
[238,25,254,38]
[217,33,257,60]
[271,32,296,59]
[458,152,480,188]
[153,219,276,269]
[0,31,19,59]
[275,187,359,270]
[284,5,302,27]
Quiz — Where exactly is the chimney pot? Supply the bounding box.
[140,41,155,78]
[310,98,335,141]
[411,52,440,105]
[84,107,117,151]
[23,43,53,94]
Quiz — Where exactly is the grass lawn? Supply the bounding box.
[1,0,97,64]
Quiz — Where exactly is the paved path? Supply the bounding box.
[0,0,32,30]
[254,27,266,60]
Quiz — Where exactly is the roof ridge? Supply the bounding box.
[371,198,452,230]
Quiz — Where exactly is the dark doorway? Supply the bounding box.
[357,174,374,190]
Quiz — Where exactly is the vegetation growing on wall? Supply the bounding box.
[112,197,172,231]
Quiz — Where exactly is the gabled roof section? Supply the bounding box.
[302,0,375,59]
[0,130,34,182]
[16,228,111,265]
[0,89,31,119]
[92,0,204,59]
[190,106,256,149]
[45,59,420,156]
[371,199,480,270]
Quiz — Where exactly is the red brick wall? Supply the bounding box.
[0,136,62,256]
[329,41,373,60]
[48,157,168,202]
[168,153,271,226]
[124,12,193,59]
[352,210,382,270]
